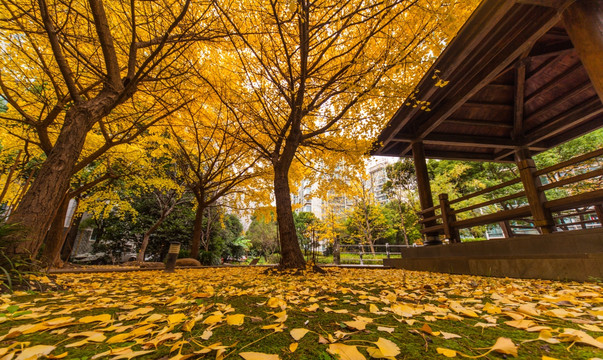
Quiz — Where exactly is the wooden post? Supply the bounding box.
[333,235,340,265]
[412,141,442,245]
[515,147,555,233]
[499,221,514,238]
[439,194,459,243]
[563,0,603,102]
[595,205,603,227]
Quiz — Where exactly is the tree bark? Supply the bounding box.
[137,215,168,262]
[7,91,118,258]
[273,166,305,269]
[40,194,70,267]
[190,204,205,259]
[61,214,82,263]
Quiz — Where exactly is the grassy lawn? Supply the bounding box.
[1,267,602,359]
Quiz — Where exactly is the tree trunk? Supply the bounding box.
[190,204,204,259]
[273,167,305,269]
[0,150,21,205]
[61,214,82,263]
[7,92,117,258]
[398,202,410,246]
[41,195,70,267]
[137,216,166,262]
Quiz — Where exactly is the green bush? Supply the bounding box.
[199,250,221,266]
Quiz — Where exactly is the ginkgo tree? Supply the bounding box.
[166,98,262,260]
[210,0,478,268]
[0,0,220,258]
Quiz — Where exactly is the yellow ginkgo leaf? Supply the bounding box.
[226,314,245,326]
[289,343,298,353]
[239,351,280,360]
[441,331,461,340]
[491,337,518,357]
[266,298,286,309]
[369,304,379,314]
[203,315,223,325]
[436,347,457,358]
[47,352,68,359]
[167,313,187,326]
[377,326,394,333]
[290,328,310,341]
[79,314,112,324]
[15,345,55,360]
[327,343,366,360]
[344,320,367,331]
[374,338,400,357]
[366,347,395,359]
[541,356,559,360]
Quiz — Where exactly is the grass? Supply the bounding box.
[0,268,602,359]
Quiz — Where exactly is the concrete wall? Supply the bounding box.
[383,228,603,281]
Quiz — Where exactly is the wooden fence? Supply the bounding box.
[418,148,603,241]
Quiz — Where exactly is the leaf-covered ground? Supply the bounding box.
[1,267,603,359]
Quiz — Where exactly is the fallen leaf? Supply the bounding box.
[15,345,55,360]
[327,343,366,360]
[239,351,280,360]
[290,328,310,341]
[289,343,298,353]
[374,338,400,357]
[436,347,457,358]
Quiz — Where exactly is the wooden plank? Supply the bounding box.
[528,39,574,58]
[525,64,584,104]
[453,191,526,215]
[452,206,532,229]
[450,177,522,205]
[395,133,524,149]
[545,189,603,212]
[514,62,526,139]
[445,118,513,129]
[541,117,603,148]
[539,168,603,191]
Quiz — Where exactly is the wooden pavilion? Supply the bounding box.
[373,0,603,280]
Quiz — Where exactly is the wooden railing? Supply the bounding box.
[418,148,603,241]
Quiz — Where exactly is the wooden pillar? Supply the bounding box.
[515,147,556,234]
[563,0,603,102]
[412,141,442,245]
[439,193,459,243]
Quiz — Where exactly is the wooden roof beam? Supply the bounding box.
[528,39,574,58]
[494,97,603,160]
[523,81,596,124]
[423,150,514,163]
[407,8,561,156]
[525,62,583,104]
[445,118,513,129]
[393,133,547,151]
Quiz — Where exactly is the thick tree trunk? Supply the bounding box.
[7,91,118,258]
[273,168,305,269]
[190,205,204,259]
[41,195,70,267]
[61,214,82,263]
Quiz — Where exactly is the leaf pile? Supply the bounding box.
[0,268,602,359]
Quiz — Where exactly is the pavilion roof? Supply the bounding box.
[373,0,603,162]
